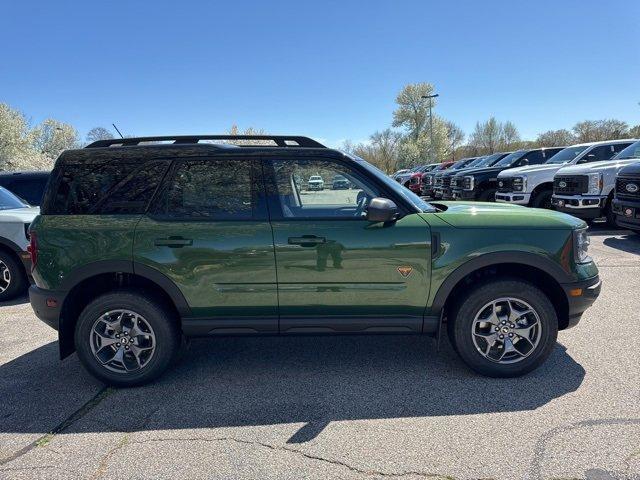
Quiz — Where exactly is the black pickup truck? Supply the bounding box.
[612,162,640,233]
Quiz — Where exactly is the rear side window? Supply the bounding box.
[45,159,170,215]
[152,158,266,220]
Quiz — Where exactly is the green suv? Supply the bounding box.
[28,135,601,386]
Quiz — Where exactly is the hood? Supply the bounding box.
[557,159,640,175]
[0,206,40,223]
[498,163,565,177]
[463,166,506,177]
[426,202,584,229]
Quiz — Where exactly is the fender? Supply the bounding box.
[429,250,573,314]
[0,236,23,254]
[58,259,191,316]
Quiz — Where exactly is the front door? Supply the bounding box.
[266,156,432,334]
[134,156,278,334]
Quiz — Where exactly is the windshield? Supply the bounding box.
[475,153,505,167]
[0,186,29,210]
[451,159,473,169]
[493,151,525,167]
[546,145,589,164]
[614,141,640,160]
[350,155,434,212]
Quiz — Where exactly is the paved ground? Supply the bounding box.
[0,226,638,480]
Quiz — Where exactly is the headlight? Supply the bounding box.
[573,228,591,263]
[512,176,527,192]
[587,173,603,194]
[463,176,475,190]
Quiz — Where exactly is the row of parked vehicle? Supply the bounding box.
[391,138,640,231]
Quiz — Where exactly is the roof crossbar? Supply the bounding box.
[85,135,326,149]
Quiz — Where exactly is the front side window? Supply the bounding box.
[157,158,264,220]
[271,158,380,219]
[519,150,545,166]
[582,144,618,163]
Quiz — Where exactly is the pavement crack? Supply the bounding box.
[529,417,640,480]
[0,386,114,467]
[130,436,453,478]
[90,435,129,480]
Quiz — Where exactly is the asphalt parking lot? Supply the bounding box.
[0,226,638,480]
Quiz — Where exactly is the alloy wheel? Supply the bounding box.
[0,260,11,293]
[90,310,156,374]
[471,297,542,364]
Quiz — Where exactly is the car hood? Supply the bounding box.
[461,166,506,177]
[0,206,39,223]
[425,202,584,229]
[498,163,566,177]
[557,159,640,175]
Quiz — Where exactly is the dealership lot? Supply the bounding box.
[0,227,638,480]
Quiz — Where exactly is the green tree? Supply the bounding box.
[392,82,436,142]
[0,103,41,171]
[31,119,79,162]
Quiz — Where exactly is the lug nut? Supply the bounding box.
[510,324,515,328]
[508,333,514,337]
[116,343,120,347]
[499,334,504,339]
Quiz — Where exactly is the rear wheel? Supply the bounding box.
[75,290,181,387]
[0,250,28,302]
[531,190,553,209]
[448,279,558,377]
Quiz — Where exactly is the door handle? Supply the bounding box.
[154,236,193,248]
[288,235,326,247]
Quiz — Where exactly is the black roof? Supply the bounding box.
[85,135,326,149]
[0,170,50,178]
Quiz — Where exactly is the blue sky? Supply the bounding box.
[2,0,639,146]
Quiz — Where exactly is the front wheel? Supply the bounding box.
[448,279,558,377]
[479,189,497,202]
[531,190,553,209]
[75,290,181,387]
[0,250,28,302]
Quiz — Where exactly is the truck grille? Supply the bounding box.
[434,177,443,187]
[554,175,589,195]
[442,176,452,187]
[616,176,640,200]
[497,178,513,192]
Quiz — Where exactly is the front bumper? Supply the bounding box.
[495,192,531,205]
[29,285,64,331]
[450,188,477,201]
[551,195,606,219]
[561,275,601,329]
[612,198,640,231]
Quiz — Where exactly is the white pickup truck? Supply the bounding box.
[495,139,636,209]
[551,140,640,225]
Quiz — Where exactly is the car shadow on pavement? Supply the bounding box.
[602,234,640,255]
[0,294,29,307]
[0,335,585,444]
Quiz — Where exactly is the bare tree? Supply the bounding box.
[31,119,79,164]
[536,129,575,147]
[470,117,502,153]
[444,121,465,160]
[86,127,114,143]
[500,121,521,149]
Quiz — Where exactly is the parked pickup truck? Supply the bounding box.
[451,147,563,202]
[432,157,479,199]
[442,153,509,200]
[552,140,640,225]
[495,140,635,209]
[612,161,640,233]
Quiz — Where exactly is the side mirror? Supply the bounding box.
[366,197,398,222]
[520,158,529,166]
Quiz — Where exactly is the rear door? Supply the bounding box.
[265,155,432,334]
[134,156,278,334]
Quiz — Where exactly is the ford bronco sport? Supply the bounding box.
[28,135,601,386]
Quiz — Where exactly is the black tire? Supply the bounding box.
[448,279,558,377]
[479,189,497,202]
[0,250,28,302]
[604,199,617,228]
[75,290,181,387]
[531,190,553,209]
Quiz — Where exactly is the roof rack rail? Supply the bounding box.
[85,135,326,149]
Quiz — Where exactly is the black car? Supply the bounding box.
[440,153,510,200]
[612,162,640,233]
[450,148,563,202]
[431,157,479,199]
[0,171,50,206]
[332,174,350,189]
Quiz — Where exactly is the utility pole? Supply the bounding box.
[421,93,439,162]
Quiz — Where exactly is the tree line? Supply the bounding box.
[1,90,638,173]
[342,82,640,173]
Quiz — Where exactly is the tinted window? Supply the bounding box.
[582,145,617,163]
[157,158,264,220]
[519,150,545,166]
[271,158,381,219]
[47,159,170,215]
[612,142,635,157]
[546,146,589,164]
[0,178,48,206]
[0,186,28,210]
